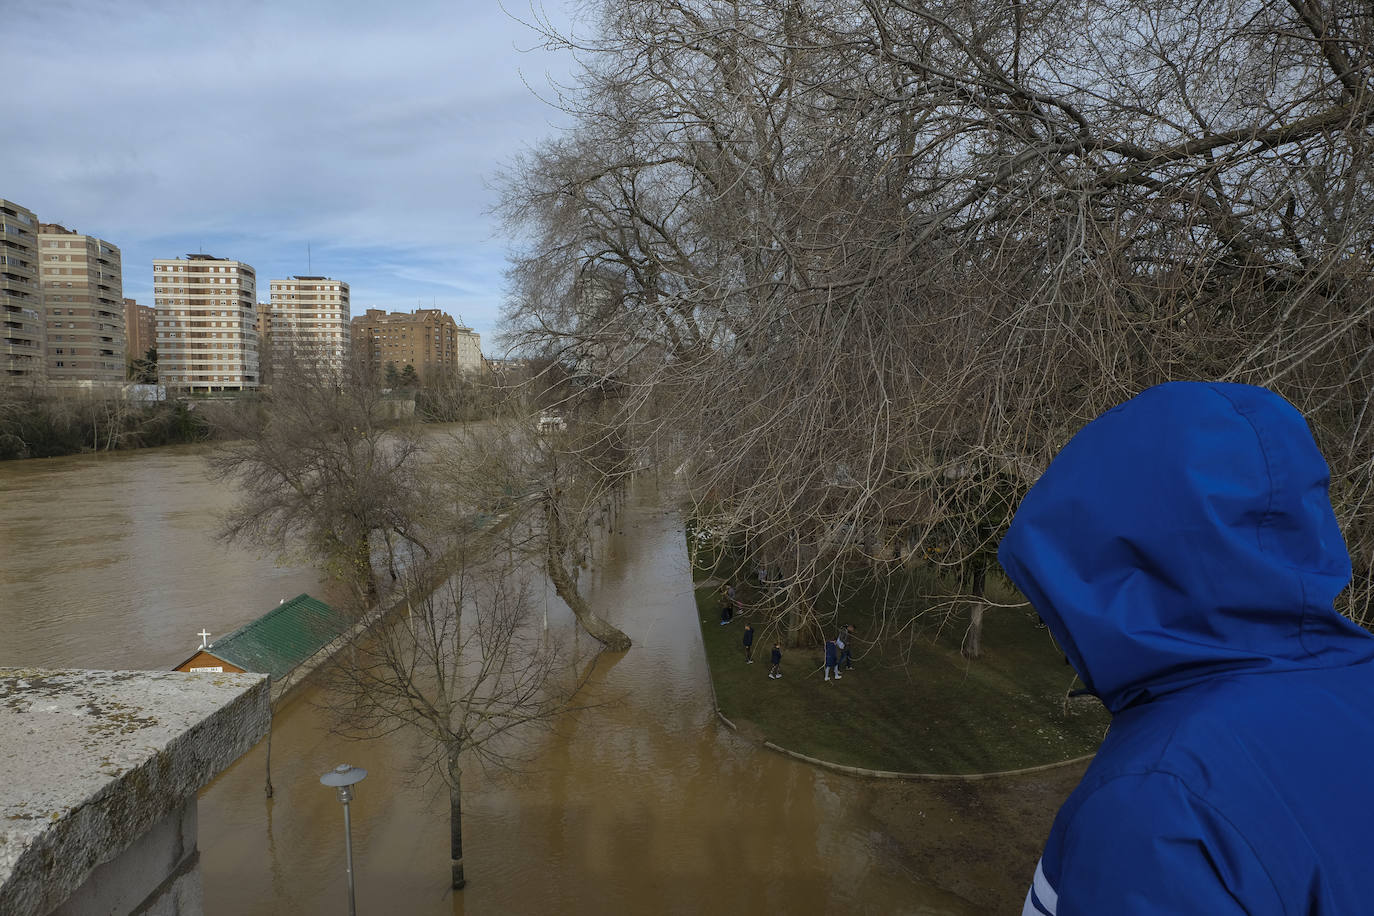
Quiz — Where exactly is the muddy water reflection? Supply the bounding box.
[199,494,977,915]
[0,445,328,669]
[1,446,975,913]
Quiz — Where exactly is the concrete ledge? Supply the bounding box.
[0,668,270,916]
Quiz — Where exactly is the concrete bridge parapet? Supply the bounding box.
[0,667,270,916]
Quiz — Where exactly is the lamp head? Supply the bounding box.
[320,763,368,790]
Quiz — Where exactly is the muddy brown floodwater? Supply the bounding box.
[1,445,1079,914]
[0,444,329,669]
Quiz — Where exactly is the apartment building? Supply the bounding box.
[454,321,482,374]
[266,276,350,379]
[1,199,44,381]
[352,307,472,383]
[124,297,156,362]
[154,254,259,391]
[39,224,125,382]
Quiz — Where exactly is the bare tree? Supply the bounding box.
[324,544,587,889]
[499,0,1374,654]
[212,354,430,605]
[435,398,636,651]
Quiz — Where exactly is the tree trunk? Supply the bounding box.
[544,497,631,650]
[962,560,989,659]
[449,751,465,890]
[353,532,378,604]
[965,601,985,659]
[784,595,808,648]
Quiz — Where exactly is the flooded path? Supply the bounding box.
[1,445,1038,912]
[198,491,978,914]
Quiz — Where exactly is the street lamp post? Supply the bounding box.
[320,764,368,916]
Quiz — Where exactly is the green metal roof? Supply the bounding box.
[207,594,347,682]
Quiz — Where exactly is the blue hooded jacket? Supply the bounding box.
[998,382,1374,915]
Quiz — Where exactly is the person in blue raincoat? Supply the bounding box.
[999,382,1374,915]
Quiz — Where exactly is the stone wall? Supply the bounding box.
[0,668,270,916]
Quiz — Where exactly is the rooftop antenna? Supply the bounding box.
[308,242,312,274]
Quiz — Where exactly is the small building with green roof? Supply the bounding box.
[174,594,347,691]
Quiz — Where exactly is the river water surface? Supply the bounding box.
[0,446,979,914]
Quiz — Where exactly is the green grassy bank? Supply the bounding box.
[694,574,1109,774]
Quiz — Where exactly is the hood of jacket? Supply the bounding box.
[998,382,1374,713]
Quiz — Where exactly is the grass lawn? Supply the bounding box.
[695,570,1109,775]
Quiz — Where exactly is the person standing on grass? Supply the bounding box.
[769,643,782,679]
[743,623,754,663]
[1000,382,1374,915]
[824,637,841,681]
[837,624,855,670]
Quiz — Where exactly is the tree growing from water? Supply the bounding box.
[325,543,586,889]
[436,403,635,651]
[213,356,429,605]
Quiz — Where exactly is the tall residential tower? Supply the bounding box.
[124,298,156,365]
[154,254,259,391]
[0,199,44,381]
[39,224,125,383]
[266,276,350,379]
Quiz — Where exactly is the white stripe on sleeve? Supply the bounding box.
[1021,858,1058,915]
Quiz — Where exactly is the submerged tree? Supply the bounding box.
[213,356,429,605]
[436,405,635,651]
[325,546,586,889]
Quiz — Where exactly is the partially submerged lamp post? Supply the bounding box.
[320,764,367,916]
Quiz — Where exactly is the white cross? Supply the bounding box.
[198,629,211,649]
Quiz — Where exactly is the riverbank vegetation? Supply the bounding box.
[0,388,215,460]
[211,367,430,606]
[499,0,1374,659]
[0,364,523,462]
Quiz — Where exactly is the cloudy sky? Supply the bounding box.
[4,0,582,350]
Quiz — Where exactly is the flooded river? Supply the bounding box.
[0,444,329,668]
[0,445,1009,914]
